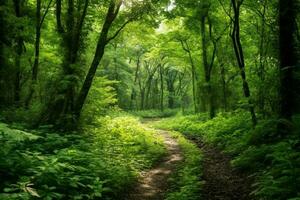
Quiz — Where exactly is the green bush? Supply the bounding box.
[250,141,300,199]
[131,109,179,119]
[0,116,166,199]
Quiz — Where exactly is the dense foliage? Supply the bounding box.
[0,0,299,199]
[0,117,165,199]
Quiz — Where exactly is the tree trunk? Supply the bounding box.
[74,1,122,118]
[159,64,164,111]
[145,72,157,109]
[130,54,141,110]
[257,1,268,116]
[44,0,89,126]
[180,39,199,113]
[62,0,89,116]
[220,63,228,111]
[26,0,53,107]
[231,0,257,126]
[167,81,175,109]
[0,0,5,106]
[152,79,159,109]
[56,0,64,33]
[13,0,24,106]
[278,0,297,120]
[166,70,177,109]
[0,0,5,70]
[145,78,153,109]
[140,89,145,110]
[200,13,216,119]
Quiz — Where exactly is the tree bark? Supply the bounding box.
[25,0,53,108]
[56,0,64,33]
[0,0,5,69]
[231,0,257,126]
[166,70,177,109]
[74,0,122,118]
[180,39,199,113]
[256,1,268,116]
[0,0,5,106]
[13,0,24,106]
[130,54,141,110]
[200,12,216,119]
[145,63,159,109]
[278,0,297,120]
[159,64,164,111]
[43,0,89,125]
[62,0,89,117]
[220,63,228,111]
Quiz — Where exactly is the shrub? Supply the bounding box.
[0,116,166,199]
[131,109,179,119]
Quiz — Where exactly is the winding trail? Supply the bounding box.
[189,137,252,200]
[125,121,183,200]
[126,119,252,200]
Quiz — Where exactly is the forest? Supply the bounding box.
[0,0,299,199]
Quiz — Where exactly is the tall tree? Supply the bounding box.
[200,3,217,119]
[0,1,5,70]
[56,0,64,33]
[279,0,298,121]
[13,0,25,105]
[0,0,7,106]
[179,38,199,113]
[74,0,124,118]
[165,67,178,109]
[159,63,165,111]
[44,0,89,125]
[130,50,143,110]
[231,0,257,126]
[25,0,53,107]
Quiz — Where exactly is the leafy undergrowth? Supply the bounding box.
[0,116,166,199]
[154,112,300,200]
[130,109,178,119]
[165,131,203,200]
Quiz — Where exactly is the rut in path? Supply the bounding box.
[189,137,253,200]
[125,128,183,200]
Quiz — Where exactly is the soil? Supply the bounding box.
[125,119,253,200]
[189,136,253,200]
[124,125,183,200]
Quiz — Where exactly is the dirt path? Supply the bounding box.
[125,119,252,200]
[125,125,183,200]
[189,137,252,200]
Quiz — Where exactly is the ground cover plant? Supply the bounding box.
[0,117,166,199]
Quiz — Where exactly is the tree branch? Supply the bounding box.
[216,0,233,21]
[39,0,54,28]
[106,19,132,44]
[178,39,189,53]
[77,0,89,33]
